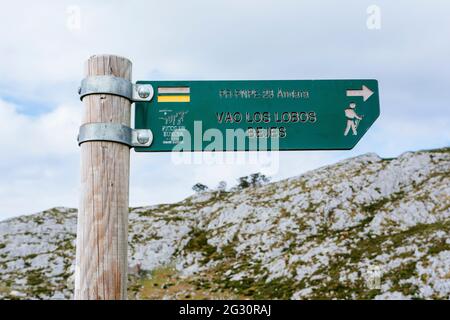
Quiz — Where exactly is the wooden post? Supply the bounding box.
[75,55,132,300]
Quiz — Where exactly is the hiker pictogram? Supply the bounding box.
[344,102,363,136]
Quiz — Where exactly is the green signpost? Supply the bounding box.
[134,79,379,151]
[76,55,381,300]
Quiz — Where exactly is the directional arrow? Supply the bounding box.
[346,85,374,102]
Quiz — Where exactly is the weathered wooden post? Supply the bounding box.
[75,55,132,299]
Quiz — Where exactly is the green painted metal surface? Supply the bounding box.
[134,80,379,152]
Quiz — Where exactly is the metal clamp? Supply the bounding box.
[78,75,154,103]
[78,123,153,148]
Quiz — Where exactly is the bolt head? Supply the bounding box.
[136,131,150,144]
[137,86,151,99]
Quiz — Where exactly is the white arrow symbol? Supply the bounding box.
[346,85,374,102]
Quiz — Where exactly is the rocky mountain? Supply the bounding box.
[0,148,449,300]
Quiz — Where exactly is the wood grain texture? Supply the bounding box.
[74,55,132,300]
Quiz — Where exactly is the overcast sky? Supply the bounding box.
[0,0,449,219]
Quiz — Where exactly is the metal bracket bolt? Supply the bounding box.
[137,85,151,99]
[135,130,151,144]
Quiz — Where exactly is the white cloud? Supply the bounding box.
[0,99,80,158]
[0,1,449,218]
[0,99,81,219]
